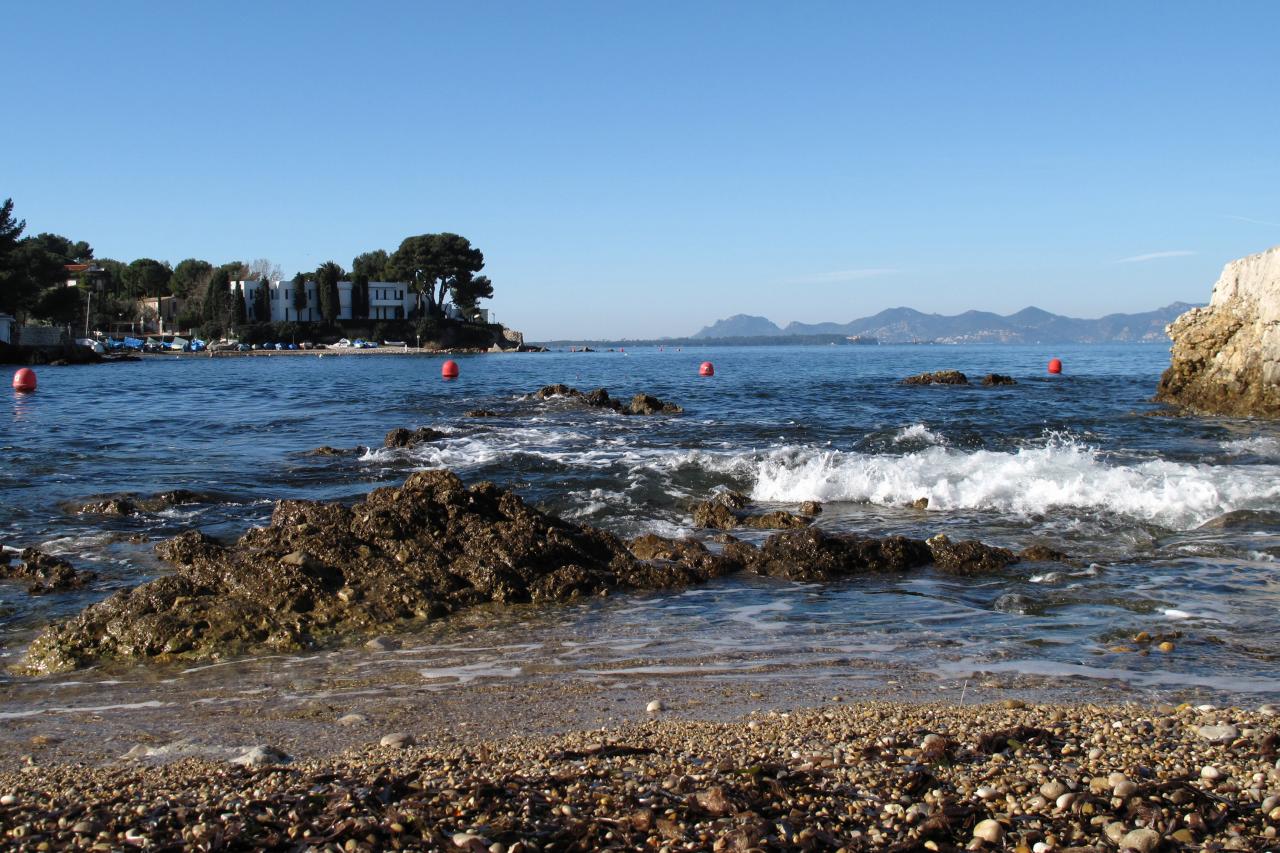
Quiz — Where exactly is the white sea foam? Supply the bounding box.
[1221,436,1280,458]
[892,423,946,446]
[750,435,1280,530]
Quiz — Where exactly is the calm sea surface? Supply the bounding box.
[3,344,1280,710]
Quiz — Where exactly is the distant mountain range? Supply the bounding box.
[692,303,1199,344]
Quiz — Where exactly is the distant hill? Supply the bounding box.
[695,303,1198,344]
[692,314,783,338]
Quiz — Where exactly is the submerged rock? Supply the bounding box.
[384,426,446,449]
[304,445,365,457]
[691,491,813,530]
[530,385,682,415]
[981,373,1017,386]
[1198,509,1280,530]
[1,548,97,594]
[746,528,932,580]
[926,533,1018,575]
[1157,245,1280,417]
[902,370,969,386]
[67,489,213,516]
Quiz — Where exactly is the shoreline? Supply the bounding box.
[2,697,1275,849]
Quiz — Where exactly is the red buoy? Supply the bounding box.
[1047,358,1062,375]
[699,361,714,377]
[441,360,459,379]
[12,368,36,392]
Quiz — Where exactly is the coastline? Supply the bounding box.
[140,346,514,359]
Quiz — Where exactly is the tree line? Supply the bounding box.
[0,197,495,339]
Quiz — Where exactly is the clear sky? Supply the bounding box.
[4,1,1278,339]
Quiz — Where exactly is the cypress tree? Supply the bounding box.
[291,273,307,321]
[231,282,247,328]
[352,272,369,319]
[254,277,271,321]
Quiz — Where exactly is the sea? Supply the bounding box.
[3,343,1280,721]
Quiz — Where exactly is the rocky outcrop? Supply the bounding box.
[22,472,1053,672]
[981,373,1017,386]
[530,385,683,415]
[66,490,214,516]
[1156,246,1280,417]
[691,491,814,530]
[22,472,746,673]
[903,370,969,386]
[384,426,447,449]
[1,548,97,594]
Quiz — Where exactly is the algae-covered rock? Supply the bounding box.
[903,370,969,386]
[23,471,720,673]
[383,426,446,449]
[746,528,933,580]
[529,385,682,415]
[22,473,1048,672]
[67,489,214,516]
[691,491,812,530]
[1,549,97,595]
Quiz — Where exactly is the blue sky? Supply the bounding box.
[4,2,1278,339]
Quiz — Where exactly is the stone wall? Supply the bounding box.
[17,325,69,348]
[1156,245,1280,417]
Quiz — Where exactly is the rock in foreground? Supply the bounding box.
[22,472,735,673]
[23,472,1048,672]
[1157,245,1280,417]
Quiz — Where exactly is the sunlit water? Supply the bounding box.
[3,344,1280,716]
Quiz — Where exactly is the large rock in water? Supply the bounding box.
[1157,245,1280,417]
[21,471,744,673]
[20,471,1046,673]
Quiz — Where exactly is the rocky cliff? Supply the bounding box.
[1156,245,1280,417]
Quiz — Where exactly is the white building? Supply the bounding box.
[235,280,418,323]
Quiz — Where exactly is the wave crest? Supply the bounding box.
[750,435,1280,530]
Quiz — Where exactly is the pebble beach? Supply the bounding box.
[3,699,1279,851]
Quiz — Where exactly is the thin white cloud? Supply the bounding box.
[1116,250,1196,264]
[787,268,900,284]
[1222,214,1280,228]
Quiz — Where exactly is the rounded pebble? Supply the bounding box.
[973,818,1003,843]
[1040,780,1066,799]
[1201,765,1223,781]
[380,732,415,748]
[646,699,666,714]
[1119,827,1160,853]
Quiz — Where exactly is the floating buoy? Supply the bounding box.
[441,359,459,379]
[699,361,714,377]
[12,368,36,392]
[1047,358,1062,375]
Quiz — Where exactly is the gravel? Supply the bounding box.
[1,699,1277,850]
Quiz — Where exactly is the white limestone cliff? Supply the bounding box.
[1157,245,1280,416]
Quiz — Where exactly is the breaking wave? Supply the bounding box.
[750,434,1280,530]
